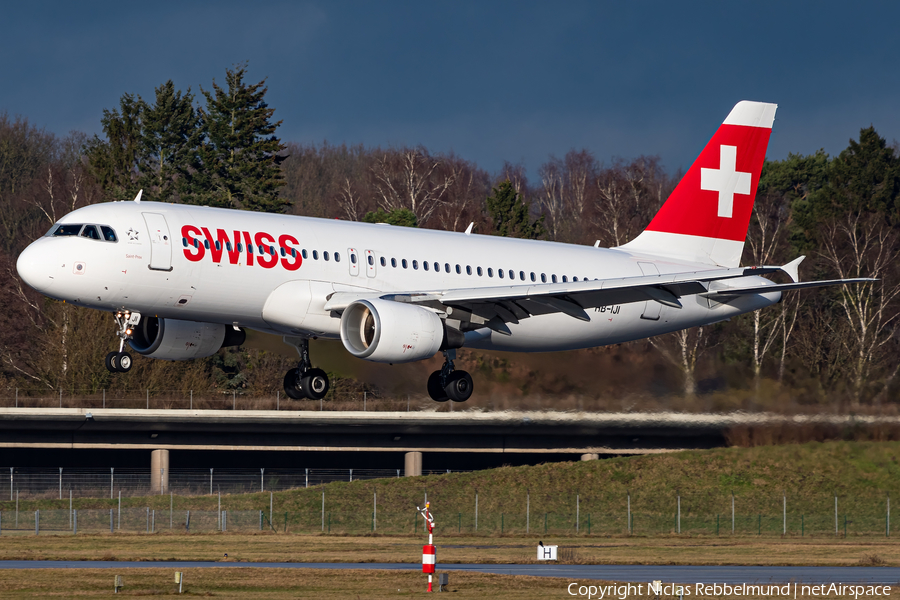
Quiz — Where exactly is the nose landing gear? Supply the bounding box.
[282,337,330,401]
[427,350,473,402]
[105,311,139,373]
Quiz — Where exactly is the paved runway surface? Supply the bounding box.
[0,561,898,584]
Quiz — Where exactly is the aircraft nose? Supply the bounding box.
[16,241,55,293]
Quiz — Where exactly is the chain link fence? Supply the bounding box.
[1,467,461,498]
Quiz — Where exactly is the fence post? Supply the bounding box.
[261,469,265,493]
[576,494,579,534]
[35,510,39,535]
[526,492,530,534]
[186,510,190,532]
[118,491,121,531]
[109,509,113,533]
[151,510,155,533]
[146,507,149,533]
[210,469,214,496]
[9,467,12,502]
[170,492,173,529]
[627,491,631,535]
[321,490,325,532]
[59,467,62,500]
[475,493,478,532]
[305,468,308,489]
[270,491,273,527]
[218,492,221,530]
[783,492,786,536]
[110,468,114,500]
[74,510,77,535]
[350,469,353,483]
[69,489,72,530]
[373,492,377,532]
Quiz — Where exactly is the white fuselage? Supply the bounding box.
[17,201,779,354]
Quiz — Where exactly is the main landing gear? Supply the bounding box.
[427,350,473,403]
[105,310,138,373]
[282,337,330,401]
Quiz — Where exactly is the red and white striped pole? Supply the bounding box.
[419,502,435,592]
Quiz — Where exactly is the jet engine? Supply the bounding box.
[128,317,245,361]
[340,298,445,363]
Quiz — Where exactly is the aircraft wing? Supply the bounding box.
[324,260,871,336]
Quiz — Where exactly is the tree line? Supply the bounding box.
[1,65,898,410]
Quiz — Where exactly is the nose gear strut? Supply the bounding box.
[282,336,330,401]
[105,310,139,373]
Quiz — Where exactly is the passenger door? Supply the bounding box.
[143,213,173,271]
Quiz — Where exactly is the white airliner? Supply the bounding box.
[16,101,868,402]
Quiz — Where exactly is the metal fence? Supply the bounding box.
[0,388,439,412]
[0,505,893,537]
[1,467,462,499]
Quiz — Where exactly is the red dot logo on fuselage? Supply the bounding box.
[180,225,302,271]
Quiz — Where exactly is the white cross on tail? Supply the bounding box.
[700,145,751,218]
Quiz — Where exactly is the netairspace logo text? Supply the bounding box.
[566,582,892,599]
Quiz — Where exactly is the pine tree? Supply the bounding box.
[362,208,418,227]
[138,80,199,202]
[83,93,142,201]
[187,64,287,212]
[486,179,544,239]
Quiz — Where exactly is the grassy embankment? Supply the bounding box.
[2,441,898,538]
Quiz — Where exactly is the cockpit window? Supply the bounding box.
[80,225,101,240]
[53,224,83,236]
[51,223,118,242]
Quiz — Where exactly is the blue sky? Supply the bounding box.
[3,2,898,181]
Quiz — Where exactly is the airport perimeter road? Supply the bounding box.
[3,408,898,455]
[0,562,898,584]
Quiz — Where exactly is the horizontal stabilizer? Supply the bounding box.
[704,278,876,300]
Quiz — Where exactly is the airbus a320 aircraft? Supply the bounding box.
[16,101,868,403]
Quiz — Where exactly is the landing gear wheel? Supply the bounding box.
[116,352,133,372]
[427,371,449,402]
[444,370,473,402]
[105,352,119,373]
[301,368,330,401]
[283,368,306,400]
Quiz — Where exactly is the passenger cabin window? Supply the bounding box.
[552,275,558,283]
[402,259,408,269]
[380,257,386,267]
[323,251,330,261]
[433,262,439,271]
[562,275,568,282]
[519,271,525,281]
[530,272,536,282]
[541,273,547,283]
[455,264,461,274]
[466,266,472,275]
[351,254,357,264]
[412,260,418,270]
[368,255,374,266]
[488,268,494,277]
[312,250,319,260]
[335,252,341,262]
[302,249,308,259]
[391,258,397,267]
[444,263,450,273]
[477,267,483,276]
[499,269,504,279]
[424,261,429,271]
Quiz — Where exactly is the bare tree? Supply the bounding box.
[370,147,456,225]
[649,327,708,397]
[820,214,900,406]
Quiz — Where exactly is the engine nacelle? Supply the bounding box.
[128,317,245,361]
[340,299,443,363]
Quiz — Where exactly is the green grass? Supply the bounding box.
[2,441,898,537]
